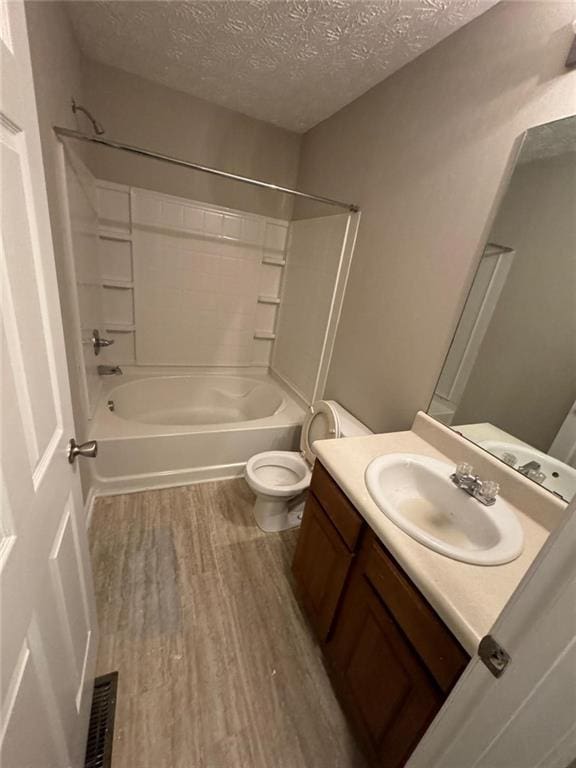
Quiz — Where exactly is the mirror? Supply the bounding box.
[429,115,576,502]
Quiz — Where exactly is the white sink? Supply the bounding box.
[365,453,524,565]
[481,440,576,501]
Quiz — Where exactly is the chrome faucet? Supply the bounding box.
[518,460,546,484]
[450,463,500,506]
[97,365,123,376]
[518,460,540,475]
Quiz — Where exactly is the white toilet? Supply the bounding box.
[245,400,371,532]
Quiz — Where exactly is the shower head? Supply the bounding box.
[71,98,105,136]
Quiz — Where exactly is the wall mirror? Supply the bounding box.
[429,115,576,502]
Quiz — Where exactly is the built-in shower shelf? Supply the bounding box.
[262,257,286,267]
[98,227,133,242]
[105,323,136,333]
[257,295,281,305]
[102,280,134,289]
[253,331,276,340]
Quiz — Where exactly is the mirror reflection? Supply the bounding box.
[429,115,576,502]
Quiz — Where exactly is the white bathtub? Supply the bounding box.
[90,369,305,494]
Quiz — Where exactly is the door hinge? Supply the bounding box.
[478,634,511,678]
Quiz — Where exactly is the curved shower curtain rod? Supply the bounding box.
[53,126,360,213]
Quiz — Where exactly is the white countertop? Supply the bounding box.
[314,428,553,655]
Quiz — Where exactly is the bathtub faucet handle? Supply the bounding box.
[91,329,115,356]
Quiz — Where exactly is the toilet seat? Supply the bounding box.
[299,400,340,465]
[245,451,311,498]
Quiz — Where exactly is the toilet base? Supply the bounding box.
[253,493,306,533]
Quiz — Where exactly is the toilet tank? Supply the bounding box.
[326,401,372,438]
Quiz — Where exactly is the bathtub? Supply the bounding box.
[90,368,305,494]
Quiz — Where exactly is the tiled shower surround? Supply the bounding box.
[93,177,355,402]
[98,183,288,367]
[132,189,289,366]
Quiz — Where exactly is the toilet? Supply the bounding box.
[245,400,371,532]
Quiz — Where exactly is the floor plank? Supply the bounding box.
[90,479,367,768]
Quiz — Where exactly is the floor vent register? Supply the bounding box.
[84,672,118,768]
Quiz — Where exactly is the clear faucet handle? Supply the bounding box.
[455,462,474,479]
[480,480,500,502]
[501,452,517,467]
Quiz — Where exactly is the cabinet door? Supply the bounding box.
[292,493,354,641]
[327,571,443,768]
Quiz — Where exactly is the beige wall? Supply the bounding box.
[455,151,576,452]
[82,59,301,220]
[297,1,576,433]
[25,0,93,499]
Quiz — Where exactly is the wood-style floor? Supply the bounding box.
[90,479,367,768]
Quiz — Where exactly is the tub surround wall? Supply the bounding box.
[272,214,351,403]
[82,59,301,220]
[132,189,287,367]
[95,183,288,368]
[296,0,576,434]
[94,180,135,365]
[61,149,103,418]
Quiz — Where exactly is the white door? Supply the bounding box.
[407,498,576,768]
[0,2,98,766]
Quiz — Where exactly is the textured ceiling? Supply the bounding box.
[68,0,499,133]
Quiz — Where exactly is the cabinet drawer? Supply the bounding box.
[364,534,469,692]
[292,493,354,641]
[310,462,364,551]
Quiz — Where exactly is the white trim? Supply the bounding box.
[312,211,360,402]
[91,461,247,497]
[436,247,515,405]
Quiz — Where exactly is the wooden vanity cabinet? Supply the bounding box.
[292,462,363,640]
[292,462,470,768]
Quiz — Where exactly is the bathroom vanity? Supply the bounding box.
[291,413,565,768]
[293,461,469,768]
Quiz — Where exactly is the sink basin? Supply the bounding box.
[481,440,576,501]
[365,453,524,565]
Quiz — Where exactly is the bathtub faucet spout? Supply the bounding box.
[98,365,123,376]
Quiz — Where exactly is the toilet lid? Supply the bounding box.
[300,401,340,465]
